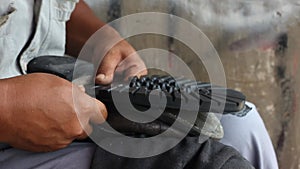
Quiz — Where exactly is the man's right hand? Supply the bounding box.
[0,73,107,152]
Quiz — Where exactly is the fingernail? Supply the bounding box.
[97,74,106,81]
[78,85,86,92]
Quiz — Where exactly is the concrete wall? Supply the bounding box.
[85,0,300,168]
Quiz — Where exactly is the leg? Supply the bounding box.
[0,142,96,169]
[220,102,279,169]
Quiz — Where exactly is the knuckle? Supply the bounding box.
[98,102,108,120]
[70,125,84,137]
[74,96,93,114]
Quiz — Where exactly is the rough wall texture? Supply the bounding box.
[273,27,300,169]
[85,0,300,168]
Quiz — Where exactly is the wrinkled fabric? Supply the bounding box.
[0,142,96,169]
[220,102,279,169]
[91,137,254,169]
[0,0,78,79]
[0,0,34,78]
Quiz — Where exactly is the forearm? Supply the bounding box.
[0,79,12,143]
[66,0,106,57]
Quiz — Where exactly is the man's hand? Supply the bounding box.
[66,0,147,85]
[95,39,147,85]
[0,73,107,152]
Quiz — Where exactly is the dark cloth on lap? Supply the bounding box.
[91,137,254,169]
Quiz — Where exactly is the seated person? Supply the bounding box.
[0,0,277,168]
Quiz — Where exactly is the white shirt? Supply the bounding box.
[0,0,78,79]
[0,0,78,150]
[0,0,34,78]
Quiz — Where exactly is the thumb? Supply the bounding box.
[90,98,108,124]
[96,51,123,85]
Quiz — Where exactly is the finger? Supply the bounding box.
[89,98,108,124]
[96,50,123,85]
[124,67,148,81]
[77,124,93,140]
[115,55,147,80]
[96,41,136,85]
[96,73,114,85]
[77,85,86,92]
[133,69,148,79]
[119,41,136,57]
